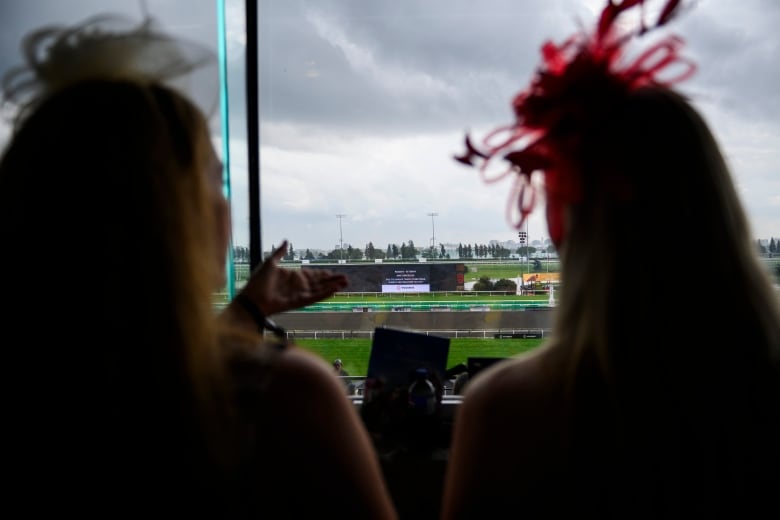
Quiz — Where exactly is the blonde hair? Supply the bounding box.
[553,87,780,383]
[0,14,235,506]
[542,88,780,507]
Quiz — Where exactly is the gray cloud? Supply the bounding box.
[253,0,780,249]
[2,0,778,250]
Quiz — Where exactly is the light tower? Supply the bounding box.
[427,212,438,258]
[336,214,346,260]
[518,229,527,292]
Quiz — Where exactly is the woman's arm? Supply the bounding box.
[258,346,398,519]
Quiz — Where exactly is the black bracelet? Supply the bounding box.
[235,293,286,339]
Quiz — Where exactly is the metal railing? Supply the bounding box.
[280,328,551,340]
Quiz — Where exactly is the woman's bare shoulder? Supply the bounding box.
[227,343,398,518]
[444,345,567,514]
[457,346,566,441]
[466,347,560,406]
[229,341,348,408]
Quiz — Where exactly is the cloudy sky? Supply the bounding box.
[2,0,778,253]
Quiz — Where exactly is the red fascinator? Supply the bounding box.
[455,0,696,244]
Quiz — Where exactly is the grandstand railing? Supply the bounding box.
[296,300,553,312]
[280,328,551,340]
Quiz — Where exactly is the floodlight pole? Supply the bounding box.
[526,217,530,281]
[427,212,438,257]
[336,214,346,260]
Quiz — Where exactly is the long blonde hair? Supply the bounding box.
[553,86,780,388]
[544,87,780,510]
[1,76,230,445]
[0,15,235,511]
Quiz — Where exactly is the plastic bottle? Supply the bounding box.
[408,367,436,416]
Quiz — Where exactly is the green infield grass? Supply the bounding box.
[294,337,545,376]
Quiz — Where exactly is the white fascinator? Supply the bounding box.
[2,13,218,128]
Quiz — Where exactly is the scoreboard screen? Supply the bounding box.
[303,263,465,293]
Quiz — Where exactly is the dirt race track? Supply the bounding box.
[273,308,556,338]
